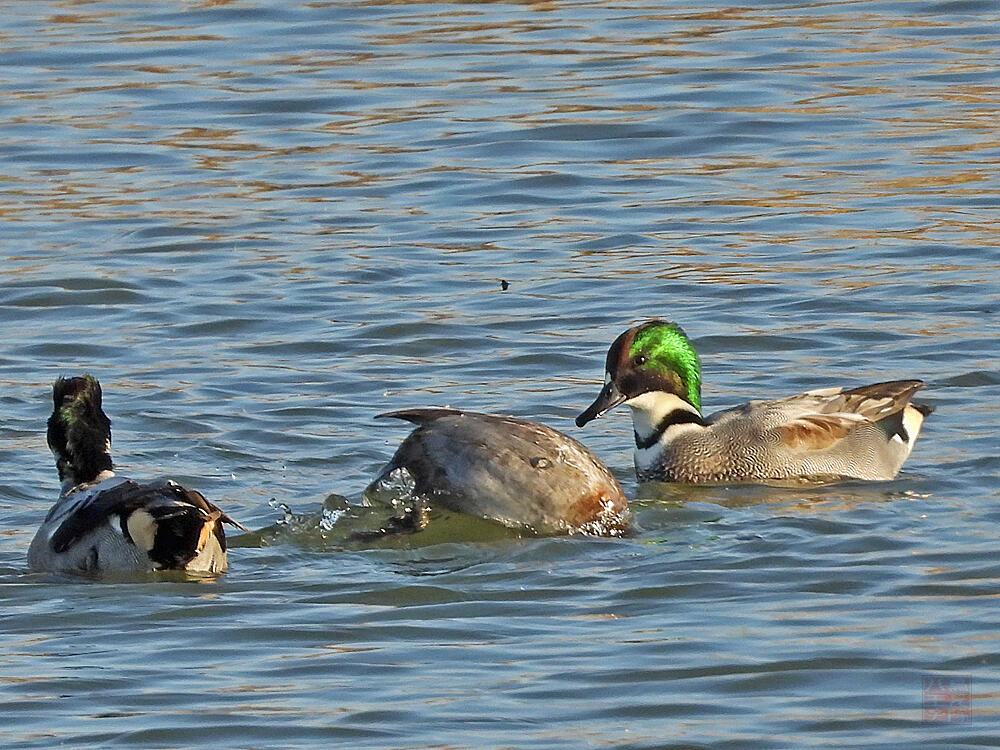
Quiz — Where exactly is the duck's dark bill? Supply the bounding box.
[576,382,627,427]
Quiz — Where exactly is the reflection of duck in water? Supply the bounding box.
[365,408,629,536]
[577,321,932,484]
[28,375,244,575]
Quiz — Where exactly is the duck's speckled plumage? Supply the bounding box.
[368,408,629,535]
[632,381,929,483]
[577,321,931,484]
[28,375,243,575]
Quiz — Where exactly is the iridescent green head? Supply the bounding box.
[626,321,702,409]
[576,321,702,427]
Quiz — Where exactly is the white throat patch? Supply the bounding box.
[625,392,699,438]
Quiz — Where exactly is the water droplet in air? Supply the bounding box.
[268,498,294,525]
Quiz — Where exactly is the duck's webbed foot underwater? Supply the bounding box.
[349,503,431,541]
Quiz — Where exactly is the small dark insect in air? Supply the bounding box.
[500,279,509,291]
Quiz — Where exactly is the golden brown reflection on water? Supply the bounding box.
[1,1,996,253]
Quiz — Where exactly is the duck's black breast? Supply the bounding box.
[376,409,628,534]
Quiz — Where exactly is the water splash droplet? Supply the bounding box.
[319,506,345,531]
[268,497,294,525]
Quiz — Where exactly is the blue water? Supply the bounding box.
[2,1,999,747]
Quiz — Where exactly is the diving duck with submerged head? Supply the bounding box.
[366,408,630,536]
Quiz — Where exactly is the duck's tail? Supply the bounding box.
[47,478,247,573]
[897,400,933,454]
[120,483,246,571]
[47,374,115,490]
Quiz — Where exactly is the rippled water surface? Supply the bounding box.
[2,1,1000,747]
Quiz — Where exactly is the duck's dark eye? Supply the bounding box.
[633,354,647,366]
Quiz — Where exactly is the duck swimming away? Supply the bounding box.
[367,408,629,536]
[28,375,244,575]
[576,321,931,484]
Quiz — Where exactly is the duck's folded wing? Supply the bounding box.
[773,413,871,450]
[49,479,153,553]
[814,380,924,421]
[768,380,925,452]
